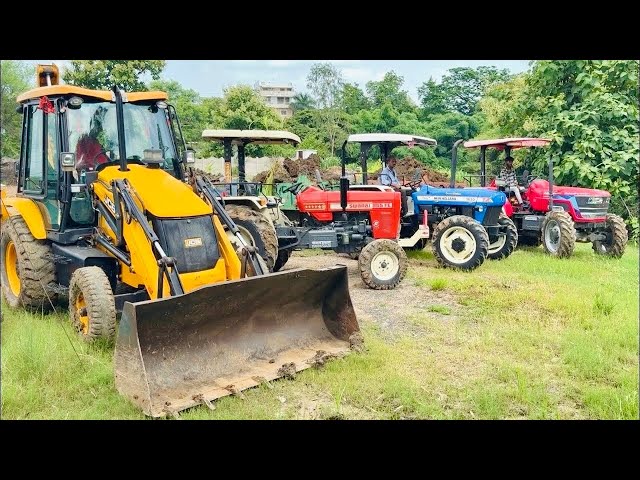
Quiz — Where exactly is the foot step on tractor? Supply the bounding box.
[462,138,628,258]
[0,64,360,418]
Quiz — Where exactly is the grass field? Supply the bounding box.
[1,243,638,420]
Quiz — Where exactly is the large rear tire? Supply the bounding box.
[358,239,407,290]
[431,215,488,270]
[68,266,116,342]
[487,214,518,260]
[225,204,278,272]
[541,211,576,258]
[0,216,57,310]
[592,213,628,258]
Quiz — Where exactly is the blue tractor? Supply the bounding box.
[345,134,516,270]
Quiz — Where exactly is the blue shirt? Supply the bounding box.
[380,166,400,186]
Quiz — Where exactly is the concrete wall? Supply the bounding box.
[194,157,281,180]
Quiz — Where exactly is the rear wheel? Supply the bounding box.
[592,213,628,258]
[358,239,407,290]
[541,211,575,258]
[431,215,488,271]
[487,214,518,260]
[0,216,57,310]
[68,266,116,342]
[225,204,278,272]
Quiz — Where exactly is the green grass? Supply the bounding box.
[2,243,638,419]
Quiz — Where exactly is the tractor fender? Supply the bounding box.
[223,197,267,212]
[2,197,47,239]
[502,202,514,217]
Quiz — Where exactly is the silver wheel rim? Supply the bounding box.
[488,234,507,255]
[544,219,561,253]
[439,226,477,264]
[370,251,399,281]
[228,225,255,249]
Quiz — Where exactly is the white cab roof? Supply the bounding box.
[347,133,437,146]
[202,129,301,145]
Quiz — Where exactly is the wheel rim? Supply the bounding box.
[5,240,21,297]
[234,225,256,248]
[75,294,89,335]
[370,251,400,281]
[439,226,477,264]
[544,219,561,253]
[488,234,507,255]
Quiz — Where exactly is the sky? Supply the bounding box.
[38,60,532,102]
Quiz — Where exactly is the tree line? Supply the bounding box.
[1,60,637,238]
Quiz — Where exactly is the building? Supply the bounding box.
[255,82,295,119]
[295,149,317,160]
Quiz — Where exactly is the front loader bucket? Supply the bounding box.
[114,265,359,417]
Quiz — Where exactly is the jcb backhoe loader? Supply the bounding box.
[0,64,360,418]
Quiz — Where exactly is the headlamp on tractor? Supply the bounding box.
[61,152,76,172]
[143,149,164,167]
[68,96,83,109]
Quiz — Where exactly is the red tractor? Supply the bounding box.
[289,181,413,290]
[461,138,628,258]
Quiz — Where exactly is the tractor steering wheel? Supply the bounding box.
[402,174,426,189]
[283,182,305,195]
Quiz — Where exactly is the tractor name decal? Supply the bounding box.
[184,237,203,248]
[103,197,117,216]
[302,203,326,210]
[587,197,603,204]
[328,202,393,210]
[416,195,478,203]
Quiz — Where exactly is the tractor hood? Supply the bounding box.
[413,185,506,207]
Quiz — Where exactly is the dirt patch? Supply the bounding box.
[1,158,18,186]
[282,251,462,341]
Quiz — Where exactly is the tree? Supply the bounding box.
[419,66,512,117]
[149,79,208,151]
[522,60,639,200]
[307,63,345,156]
[1,60,31,158]
[365,71,415,113]
[290,93,316,112]
[63,60,165,90]
[208,85,285,157]
[340,83,371,115]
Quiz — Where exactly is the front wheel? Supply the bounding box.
[68,266,116,342]
[541,211,576,258]
[358,239,408,290]
[592,213,628,258]
[487,214,518,260]
[431,215,489,270]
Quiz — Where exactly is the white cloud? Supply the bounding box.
[342,67,385,84]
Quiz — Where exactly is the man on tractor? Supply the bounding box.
[498,155,524,205]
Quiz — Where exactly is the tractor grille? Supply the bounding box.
[575,196,609,218]
[152,215,220,273]
[482,206,502,226]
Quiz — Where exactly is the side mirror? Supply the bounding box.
[60,152,76,172]
[183,149,196,164]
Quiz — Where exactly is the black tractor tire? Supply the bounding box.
[487,214,518,260]
[68,266,116,342]
[541,211,576,258]
[592,213,628,258]
[431,215,489,271]
[225,204,278,272]
[358,239,408,290]
[0,215,57,310]
[273,248,291,272]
